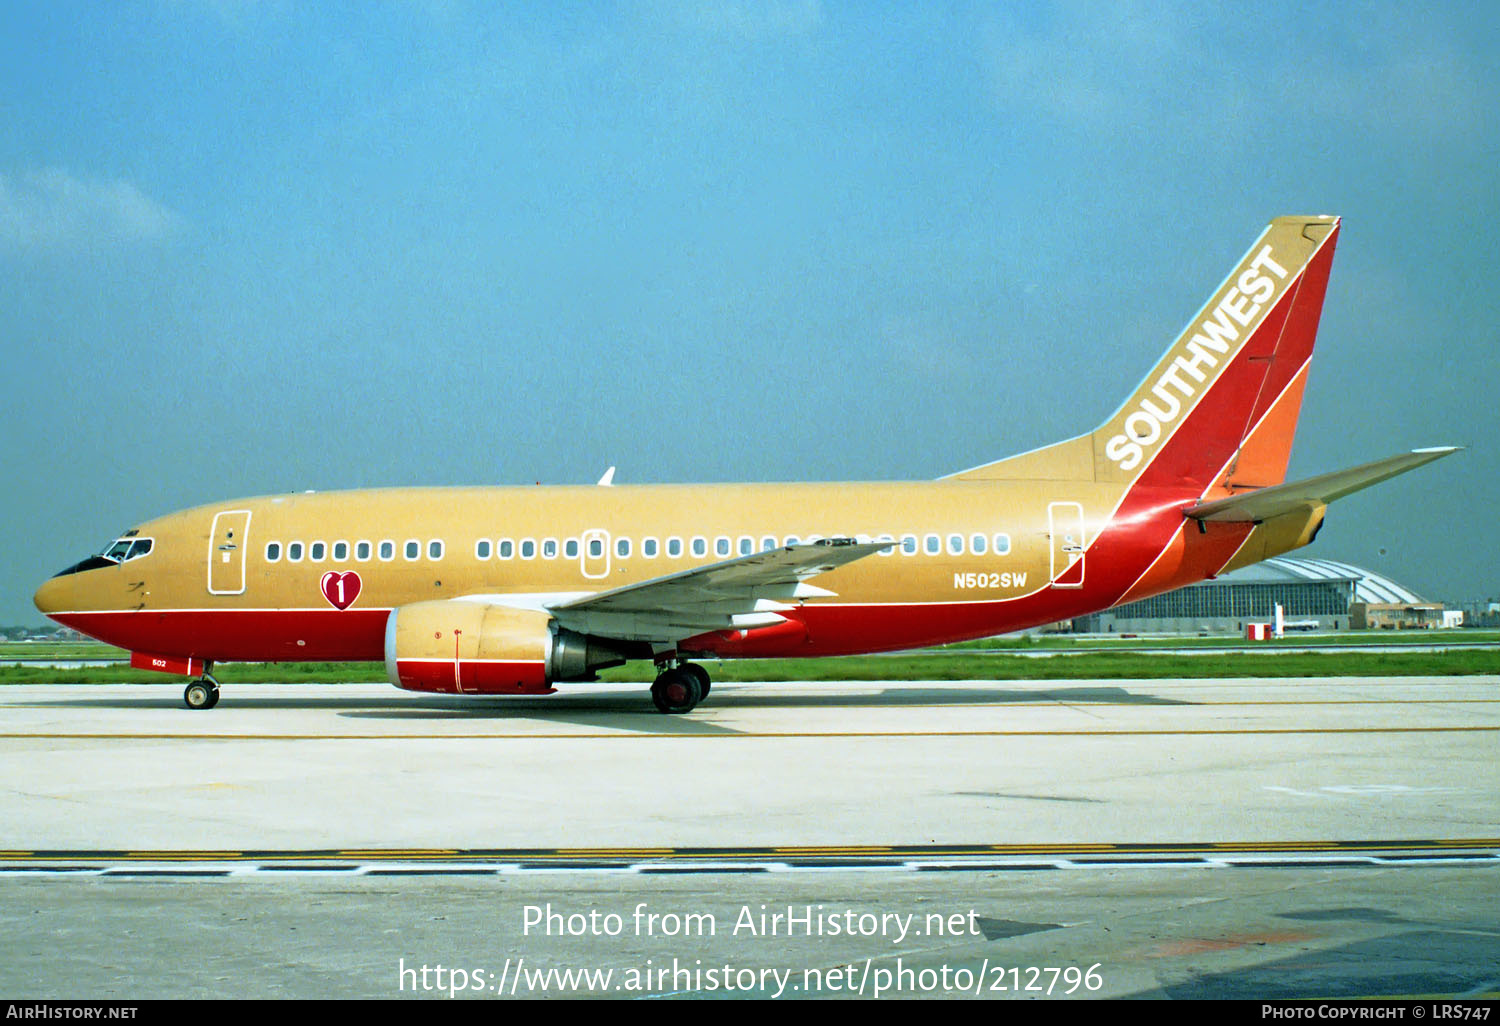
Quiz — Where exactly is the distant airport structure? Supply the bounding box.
[1072,557,1446,634]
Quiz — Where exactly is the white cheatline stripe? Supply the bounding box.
[2,852,1495,877]
[50,606,396,616]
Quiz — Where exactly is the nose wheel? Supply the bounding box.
[184,675,220,710]
[651,663,710,714]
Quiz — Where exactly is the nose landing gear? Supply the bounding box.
[183,671,220,710]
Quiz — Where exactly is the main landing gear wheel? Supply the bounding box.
[651,667,703,715]
[184,677,220,710]
[679,662,710,699]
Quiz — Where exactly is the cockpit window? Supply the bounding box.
[101,536,153,563]
[51,533,152,578]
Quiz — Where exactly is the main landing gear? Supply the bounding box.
[651,661,711,714]
[183,671,220,710]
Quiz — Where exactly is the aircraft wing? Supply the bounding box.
[1185,447,1460,523]
[545,538,892,642]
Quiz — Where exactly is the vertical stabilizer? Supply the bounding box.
[948,216,1339,487]
[1091,216,1340,490]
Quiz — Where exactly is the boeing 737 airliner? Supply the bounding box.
[33,216,1456,712]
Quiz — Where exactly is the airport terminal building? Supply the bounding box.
[1074,556,1439,634]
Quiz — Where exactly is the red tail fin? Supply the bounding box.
[947,216,1340,488]
[1092,216,1340,490]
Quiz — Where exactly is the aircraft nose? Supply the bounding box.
[33,574,72,619]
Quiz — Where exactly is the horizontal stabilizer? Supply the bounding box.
[1185,448,1459,523]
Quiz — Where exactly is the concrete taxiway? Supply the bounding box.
[2,676,1497,998]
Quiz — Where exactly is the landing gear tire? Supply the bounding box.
[651,668,702,714]
[680,662,711,699]
[184,678,220,710]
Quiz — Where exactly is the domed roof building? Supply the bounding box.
[1074,556,1438,634]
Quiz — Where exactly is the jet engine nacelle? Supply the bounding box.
[384,600,629,695]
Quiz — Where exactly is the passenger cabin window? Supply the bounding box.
[970,534,987,555]
[356,541,372,561]
[924,534,941,555]
[404,540,420,561]
[667,537,683,558]
[288,542,304,562]
[738,537,754,556]
[877,534,895,555]
[311,541,326,561]
[715,537,731,558]
[616,538,631,558]
[429,540,443,560]
[333,541,349,561]
[947,534,964,556]
[784,536,799,547]
[901,534,917,555]
[994,533,1011,555]
[542,539,558,559]
[642,537,658,558]
[691,537,707,558]
[760,536,777,552]
[520,538,536,559]
[588,538,603,558]
[476,539,492,560]
[379,540,395,561]
[565,539,579,559]
[265,542,281,562]
[498,539,514,559]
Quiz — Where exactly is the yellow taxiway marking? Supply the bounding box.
[2,725,1498,742]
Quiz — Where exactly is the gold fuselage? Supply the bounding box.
[36,475,1244,665]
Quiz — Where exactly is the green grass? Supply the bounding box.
[944,630,1500,651]
[2,648,1496,685]
[607,650,1500,681]
[7,630,1494,665]
[0,641,129,659]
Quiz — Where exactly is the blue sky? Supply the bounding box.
[3,1,1496,623]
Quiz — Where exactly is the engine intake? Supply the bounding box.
[384,601,629,695]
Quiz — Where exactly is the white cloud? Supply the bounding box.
[0,169,184,251]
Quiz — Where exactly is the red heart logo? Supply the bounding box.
[321,570,362,610]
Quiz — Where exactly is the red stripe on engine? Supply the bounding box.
[395,658,552,695]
